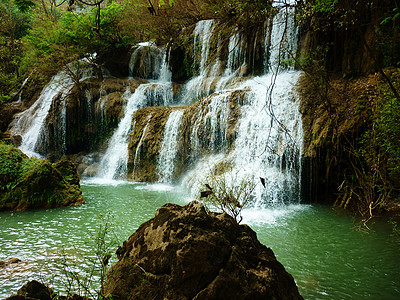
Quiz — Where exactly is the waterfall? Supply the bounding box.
[10,71,74,157]
[8,2,303,208]
[129,42,167,80]
[180,20,215,104]
[189,91,231,159]
[96,45,173,180]
[267,6,298,72]
[96,81,172,180]
[56,98,67,155]
[132,114,153,176]
[231,72,302,206]
[194,20,214,72]
[157,110,184,183]
[181,6,303,206]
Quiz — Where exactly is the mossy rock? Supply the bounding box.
[128,106,176,182]
[0,143,84,211]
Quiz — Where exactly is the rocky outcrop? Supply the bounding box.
[0,103,24,135]
[103,201,303,300]
[0,257,38,281]
[297,0,396,75]
[0,257,22,268]
[128,106,183,182]
[298,72,381,203]
[0,143,84,211]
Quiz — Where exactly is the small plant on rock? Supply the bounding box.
[58,212,119,299]
[199,172,257,223]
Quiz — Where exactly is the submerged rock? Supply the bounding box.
[0,258,38,282]
[104,201,303,299]
[0,257,22,268]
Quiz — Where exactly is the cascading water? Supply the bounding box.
[8,3,303,207]
[180,20,216,104]
[157,110,184,183]
[189,91,231,159]
[181,5,303,207]
[10,71,74,157]
[132,114,153,175]
[96,83,172,180]
[267,6,298,73]
[9,57,101,158]
[230,72,302,206]
[96,45,173,181]
[129,42,166,80]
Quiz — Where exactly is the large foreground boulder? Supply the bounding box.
[104,201,303,299]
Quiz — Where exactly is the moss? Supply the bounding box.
[0,143,84,211]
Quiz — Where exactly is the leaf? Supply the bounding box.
[380,17,391,25]
[158,0,166,8]
[169,0,175,7]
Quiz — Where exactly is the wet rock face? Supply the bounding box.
[104,201,303,300]
[0,102,24,133]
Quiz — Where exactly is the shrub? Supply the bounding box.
[199,172,257,223]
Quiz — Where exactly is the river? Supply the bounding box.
[1,182,399,299]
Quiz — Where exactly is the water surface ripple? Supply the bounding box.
[0,184,399,299]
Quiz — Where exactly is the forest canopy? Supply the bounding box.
[0,0,277,103]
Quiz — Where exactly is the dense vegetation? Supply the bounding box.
[296,0,400,222]
[0,142,84,210]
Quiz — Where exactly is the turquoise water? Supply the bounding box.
[0,182,399,299]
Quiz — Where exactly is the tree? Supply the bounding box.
[0,0,34,102]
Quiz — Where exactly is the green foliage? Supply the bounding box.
[312,0,338,13]
[0,0,33,102]
[21,1,135,78]
[0,142,25,188]
[159,0,175,8]
[13,0,35,13]
[210,0,272,27]
[341,69,400,220]
[362,70,400,180]
[58,211,119,299]
[380,8,400,25]
[377,7,400,68]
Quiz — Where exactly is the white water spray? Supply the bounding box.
[157,110,184,183]
[10,71,74,157]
